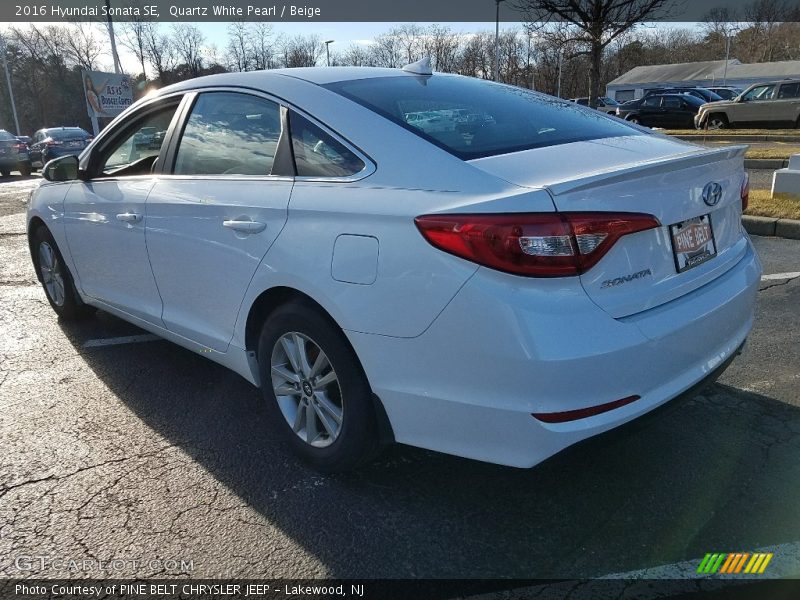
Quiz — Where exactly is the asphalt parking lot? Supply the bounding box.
[1,175,799,580]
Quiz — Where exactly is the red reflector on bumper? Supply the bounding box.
[532,395,641,423]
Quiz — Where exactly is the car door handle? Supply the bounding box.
[116,212,142,223]
[223,220,266,234]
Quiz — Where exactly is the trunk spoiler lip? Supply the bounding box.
[542,144,748,197]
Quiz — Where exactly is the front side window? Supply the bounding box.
[100,103,178,175]
[324,74,642,160]
[174,92,281,176]
[289,112,365,178]
[743,85,775,101]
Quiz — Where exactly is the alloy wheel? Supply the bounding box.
[270,332,343,448]
[38,241,65,307]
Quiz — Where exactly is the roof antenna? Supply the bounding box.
[402,57,433,76]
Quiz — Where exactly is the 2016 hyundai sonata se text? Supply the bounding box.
[27,62,761,471]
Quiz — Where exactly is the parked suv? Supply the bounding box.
[615,94,705,129]
[695,80,800,129]
[706,87,744,101]
[0,129,32,176]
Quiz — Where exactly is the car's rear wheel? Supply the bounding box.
[32,226,95,320]
[1,169,10,177]
[257,302,379,472]
[626,116,641,125]
[707,114,728,130]
[19,163,31,177]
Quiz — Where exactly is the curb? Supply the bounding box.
[744,158,790,169]
[743,215,800,239]
[676,134,800,143]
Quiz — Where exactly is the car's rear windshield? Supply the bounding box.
[47,128,90,139]
[323,75,643,160]
[0,130,17,141]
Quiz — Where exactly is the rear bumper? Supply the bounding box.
[349,239,761,468]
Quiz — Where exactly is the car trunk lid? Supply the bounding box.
[470,135,749,318]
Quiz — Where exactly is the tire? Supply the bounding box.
[257,301,379,472]
[19,163,31,177]
[627,116,641,125]
[32,226,95,320]
[1,170,10,177]
[706,114,728,130]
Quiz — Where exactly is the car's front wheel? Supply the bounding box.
[257,302,379,472]
[706,114,729,130]
[626,115,641,125]
[32,226,95,320]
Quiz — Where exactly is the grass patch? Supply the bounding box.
[746,189,800,220]
[665,129,800,136]
[745,145,800,160]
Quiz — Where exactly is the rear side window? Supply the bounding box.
[324,75,641,160]
[175,92,281,176]
[663,97,680,109]
[289,112,365,177]
[643,97,661,107]
[778,83,800,99]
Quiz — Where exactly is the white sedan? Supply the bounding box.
[27,64,761,471]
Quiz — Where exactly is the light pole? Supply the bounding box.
[721,26,739,85]
[494,0,505,82]
[325,40,334,67]
[0,37,20,135]
[557,50,563,98]
[105,0,122,74]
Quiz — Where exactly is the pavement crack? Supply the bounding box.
[759,274,800,292]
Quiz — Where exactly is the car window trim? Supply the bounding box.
[163,88,292,180]
[285,108,376,184]
[80,92,187,181]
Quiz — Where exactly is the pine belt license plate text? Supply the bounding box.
[669,214,717,273]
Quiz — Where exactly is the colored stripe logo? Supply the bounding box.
[697,552,773,574]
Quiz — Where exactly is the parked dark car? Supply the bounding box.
[571,96,620,114]
[16,135,32,147]
[0,129,32,176]
[29,127,93,169]
[643,87,723,103]
[615,94,706,128]
[706,86,744,100]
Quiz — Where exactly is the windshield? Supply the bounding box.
[324,75,642,160]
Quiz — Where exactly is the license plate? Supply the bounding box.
[67,141,82,147]
[669,214,717,273]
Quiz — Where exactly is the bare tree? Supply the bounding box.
[142,22,176,83]
[226,21,251,72]
[250,23,278,70]
[280,34,323,68]
[172,24,205,77]
[515,0,671,107]
[119,19,149,78]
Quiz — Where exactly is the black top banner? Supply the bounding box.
[3,0,800,22]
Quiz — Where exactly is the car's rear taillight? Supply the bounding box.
[414,212,660,277]
[741,172,749,212]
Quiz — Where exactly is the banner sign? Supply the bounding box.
[82,70,133,119]
[6,0,799,22]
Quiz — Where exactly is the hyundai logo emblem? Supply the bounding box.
[702,181,723,207]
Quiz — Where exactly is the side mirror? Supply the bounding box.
[42,155,79,182]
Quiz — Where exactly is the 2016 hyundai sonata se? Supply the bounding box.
[28,63,761,471]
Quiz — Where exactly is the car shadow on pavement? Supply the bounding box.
[59,314,800,579]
